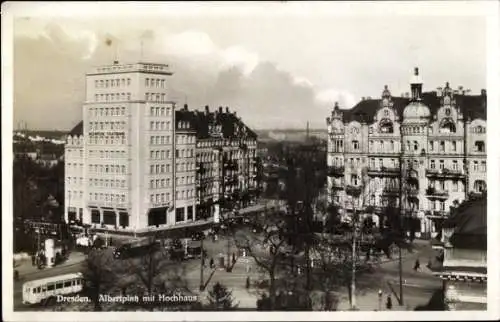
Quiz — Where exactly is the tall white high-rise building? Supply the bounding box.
[65,61,260,236]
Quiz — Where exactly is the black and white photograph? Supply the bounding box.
[2,1,499,321]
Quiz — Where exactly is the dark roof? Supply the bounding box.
[447,197,487,249]
[176,106,257,140]
[69,121,83,136]
[342,92,486,123]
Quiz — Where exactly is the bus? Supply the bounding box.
[22,272,84,306]
[113,238,161,259]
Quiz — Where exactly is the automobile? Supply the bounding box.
[191,231,205,241]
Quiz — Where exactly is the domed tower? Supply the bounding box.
[401,67,430,222]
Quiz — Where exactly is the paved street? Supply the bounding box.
[14,227,442,312]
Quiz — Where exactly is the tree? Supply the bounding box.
[206,282,238,311]
[82,249,121,311]
[124,235,194,310]
[233,209,291,310]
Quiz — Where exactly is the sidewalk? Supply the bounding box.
[14,251,86,277]
[197,256,262,308]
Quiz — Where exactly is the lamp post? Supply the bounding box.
[199,235,205,291]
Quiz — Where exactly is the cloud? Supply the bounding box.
[220,46,259,76]
[315,88,357,110]
[13,22,354,130]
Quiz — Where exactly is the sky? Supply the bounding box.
[8,2,489,131]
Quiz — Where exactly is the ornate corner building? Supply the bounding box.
[64,61,259,236]
[326,68,486,237]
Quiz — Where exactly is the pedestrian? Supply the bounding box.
[232,252,236,265]
[210,257,214,269]
[378,289,383,311]
[386,295,392,310]
[246,276,250,289]
[14,270,19,281]
[414,258,420,271]
[31,254,36,266]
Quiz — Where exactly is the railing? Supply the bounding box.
[382,187,400,195]
[426,187,449,199]
[331,182,344,190]
[367,166,400,176]
[345,185,362,196]
[327,165,345,177]
[426,168,466,178]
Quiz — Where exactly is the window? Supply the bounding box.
[429,141,434,151]
[351,175,359,185]
[379,119,394,133]
[473,161,479,171]
[413,141,418,151]
[439,160,444,170]
[176,207,184,222]
[452,141,457,152]
[439,141,445,152]
[474,141,485,152]
[440,119,456,133]
[452,160,458,170]
[452,180,458,192]
[474,180,487,192]
[352,140,359,150]
[481,161,486,172]
[146,78,150,86]
[48,284,55,291]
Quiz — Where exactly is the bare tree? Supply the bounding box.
[233,208,292,310]
[82,249,121,311]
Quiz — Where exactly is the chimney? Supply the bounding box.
[183,104,188,111]
[334,101,339,110]
[205,105,209,115]
[405,92,410,98]
[458,85,464,95]
[453,90,459,96]
[218,106,223,114]
[233,111,237,117]
[326,117,331,124]
[481,89,487,96]
[436,87,443,97]
[226,107,230,114]
[367,96,372,100]
[361,97,365,101]
[465,89,471,95]
[113,60,119,65]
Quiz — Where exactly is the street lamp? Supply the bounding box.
[199,233,206,291]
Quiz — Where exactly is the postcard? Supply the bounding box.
[2,1,499,321]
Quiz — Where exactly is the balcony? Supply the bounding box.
[426,168,466,179]
[382,186,400,196]
[426,187,449,200]
[331,182,344,191]
[327,165,345,177]
[427,210,448,218]
[367,166,400,177]
[345,185,362,196]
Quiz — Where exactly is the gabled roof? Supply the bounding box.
[176,106,257,140]
[68,121,83,136]
[341,92,486,123]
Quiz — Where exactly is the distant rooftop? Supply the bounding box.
[340,91,486,123]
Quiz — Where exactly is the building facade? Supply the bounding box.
[326,68,487,236]
[64,61,258,235]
